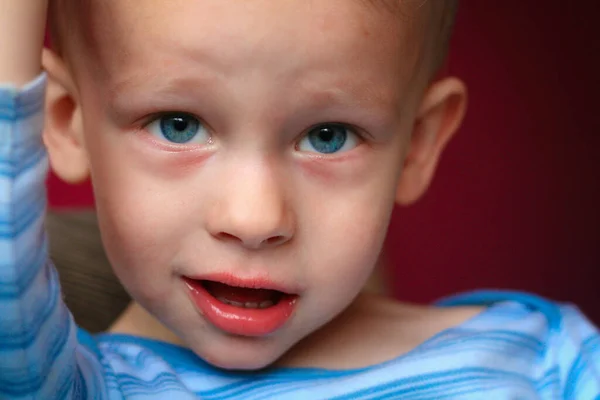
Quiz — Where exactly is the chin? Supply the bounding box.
[190,334,290,371]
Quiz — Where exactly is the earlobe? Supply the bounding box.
[42,49,90,184]
[395,77,467,205]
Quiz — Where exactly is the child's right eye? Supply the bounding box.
[145,113,210,145]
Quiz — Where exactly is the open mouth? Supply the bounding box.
[201,280,285,309]
[183,277,298,336]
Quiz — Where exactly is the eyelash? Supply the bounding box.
[296,123,364,154]
[139,112,365,154]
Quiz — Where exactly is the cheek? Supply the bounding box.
[82,120,197,299]
[298,154,400,301]
[312,199,393,288]
[93,166,177,299]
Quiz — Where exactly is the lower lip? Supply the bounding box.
[184,279,298,337]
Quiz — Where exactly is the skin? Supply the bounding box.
[0,0,47,85]
[40,0,470,370]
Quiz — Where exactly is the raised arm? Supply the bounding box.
[0,3,108,399]
[0,0,47,85]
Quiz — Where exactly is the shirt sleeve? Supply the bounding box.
[0,75,108,399]
[557,305,600,399]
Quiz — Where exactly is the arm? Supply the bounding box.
[0,0,47,85]
[0,3,108,399]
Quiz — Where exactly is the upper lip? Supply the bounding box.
[183,272,300,295]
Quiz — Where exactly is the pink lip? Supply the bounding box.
[183,274,299,337]
[187,272,297,294]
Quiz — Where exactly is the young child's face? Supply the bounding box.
[51,0,448,369]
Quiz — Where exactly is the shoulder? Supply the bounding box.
[78,328,215,398]
[440,290,600,398]
[437,290,597,337]
[550,304,600,398]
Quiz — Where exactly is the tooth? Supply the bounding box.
[217,297,243,307]
[216,296,275,309]
[259,300,274,309]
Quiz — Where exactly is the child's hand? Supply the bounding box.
[0,0,48,85]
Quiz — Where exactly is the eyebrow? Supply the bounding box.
[106,66,401,131]
[300,81,399,118]
[110,72,214,99]
[106,71,220,115]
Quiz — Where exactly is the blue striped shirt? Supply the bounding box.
[1,75,599,399]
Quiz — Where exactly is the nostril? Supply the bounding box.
[265,235,286,246]
[217,232,240,242]
[214,232,289,248]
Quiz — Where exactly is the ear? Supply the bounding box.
[42,49,90,184]
[395,77,467,205]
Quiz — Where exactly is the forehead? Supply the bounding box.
[75,0,430,101]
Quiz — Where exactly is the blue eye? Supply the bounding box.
[297,124,359,154]
[146,113,210,144]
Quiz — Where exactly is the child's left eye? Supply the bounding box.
[297,123,360,154]
[145,113,210,144]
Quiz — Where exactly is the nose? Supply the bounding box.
[206,161,295,250]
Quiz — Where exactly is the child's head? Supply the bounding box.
[43,0,466,369]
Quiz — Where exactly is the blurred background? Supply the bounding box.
[47,0,600,330]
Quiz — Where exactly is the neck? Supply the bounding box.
[109,301,184,345]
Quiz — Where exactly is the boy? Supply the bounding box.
[1,0,599,398]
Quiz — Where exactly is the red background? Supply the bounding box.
[48,1,600,322]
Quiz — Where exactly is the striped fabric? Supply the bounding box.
[1,75,599,400]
